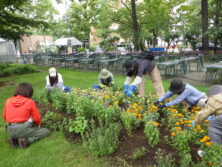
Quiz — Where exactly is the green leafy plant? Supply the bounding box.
[154,149,175,167]
[83,121,121,156]
[144,121,160,147]
[120,111,140,135]
[131,147,148,160]
[50,88,67,111]
[42,111,63,131]
[68,116,88,135]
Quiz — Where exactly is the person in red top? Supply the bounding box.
[3,83,50,149]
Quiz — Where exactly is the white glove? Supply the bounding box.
[131,76,142,86]
[124,76,131,85]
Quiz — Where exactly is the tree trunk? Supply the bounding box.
[131,0,142,51]
[213,0,222,54]
[201,0,209,54]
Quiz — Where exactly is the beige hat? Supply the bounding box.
[49,67,57,77]
[99,69,111,79]
[208,85,222,97]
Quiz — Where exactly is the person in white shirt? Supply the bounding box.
[46,67,64,91]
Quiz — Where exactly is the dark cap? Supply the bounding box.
[169,79,185,94]
[123,61,135,73]
[208,85,222,97]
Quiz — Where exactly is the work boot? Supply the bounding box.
[18,138,28,149]
[7,138,18,147]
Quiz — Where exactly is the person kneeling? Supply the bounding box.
[3,83,50,149]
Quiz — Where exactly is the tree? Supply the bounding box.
[0,0,52,40]
[201,0,209,53]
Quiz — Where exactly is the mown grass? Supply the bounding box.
[0,66,210,167]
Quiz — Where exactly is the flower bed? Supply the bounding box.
[36,87,222,167]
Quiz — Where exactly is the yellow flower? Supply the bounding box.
[205,142,212,146]
[200,130,205,133]
[178,113,184,117]
[152,121,160,126]
[197,125,201,130]
[175,122,180,125]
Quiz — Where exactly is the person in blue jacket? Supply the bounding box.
[154,79,207,109]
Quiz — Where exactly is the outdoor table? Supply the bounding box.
[96,58,120,71]
[157,60,181,76]
[64,57,79,68]
[205,61,222,81]
[78,57,96,69]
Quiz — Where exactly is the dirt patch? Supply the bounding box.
[0,81,6,87]
[0,80,16,87]
[114,125,180,167]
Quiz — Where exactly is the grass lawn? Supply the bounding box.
[0,66,210,167]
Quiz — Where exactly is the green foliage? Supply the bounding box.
[66,93,76,114]
[74,96,94,119]
[0,0,52,40]
[83,121,121,157]
[68,116,88,135]
[201,143,222,167]
[144,121,160,147]
[120,111,140,135]
[50,89,67,112]
[77,47,86,53]
[0,64,36,77]
[131,147,148,160]
[99,36,119,52]
[42,111,63,131]
[179,153,192,167]
[154,149,175,167]
[35,89,50,105]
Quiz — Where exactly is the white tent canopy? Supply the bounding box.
[54,37,83,46]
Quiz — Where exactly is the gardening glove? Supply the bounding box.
[99,83,105,88]
[154,101,160,106]
[192,120,196,127]
[126,85,137,97]
[158,104,166,110]
[124,85,129,95]
[207,115,214,121]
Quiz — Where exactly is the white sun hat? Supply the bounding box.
[99,69,112,79]
[49,67,57,77]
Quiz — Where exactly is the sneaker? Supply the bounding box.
[7,138,18,147]
[18,138,28,149]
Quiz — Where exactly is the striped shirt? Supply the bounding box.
[195,93,222,123]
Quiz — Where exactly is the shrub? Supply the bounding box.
[68,116,88,135]
[50,89,67,112]
[154,149,175,167]
[120,111,140,135]
[83,121,121,156]
[0,64,36,77]
[144,121,160,147]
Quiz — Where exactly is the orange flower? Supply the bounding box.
[175,122,180,125]
[205,142,212,146]
[171,132,176,136]
[193,129,197,132]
